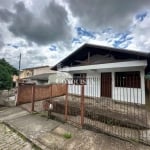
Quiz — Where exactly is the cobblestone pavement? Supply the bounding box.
[0,123,36,150]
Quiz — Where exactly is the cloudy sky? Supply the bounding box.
[0,0,150,69]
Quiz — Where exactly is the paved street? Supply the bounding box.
[0,123,35,150]
[0,106,150,150]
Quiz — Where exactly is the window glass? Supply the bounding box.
[115,71,141,88]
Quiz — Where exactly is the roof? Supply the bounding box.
[51,43,150,70]
[21,65,50,71]
[24,72,56,81]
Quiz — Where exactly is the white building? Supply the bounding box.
[52,43,150,105]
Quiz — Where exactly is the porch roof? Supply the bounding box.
[59,60,147,72]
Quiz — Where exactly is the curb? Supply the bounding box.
[3,121,48,150]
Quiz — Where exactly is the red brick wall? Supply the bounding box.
[51,84,66,97]
[17,83,66,104]
[17,84,33,104]
[35,85,50,101]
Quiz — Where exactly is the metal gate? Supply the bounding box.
[65,80,84,127]
[64,77,150,145]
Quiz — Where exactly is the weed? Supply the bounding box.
[63,132,72,139]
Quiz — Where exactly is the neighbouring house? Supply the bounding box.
[51,43,150,105]
[19,66,56,85]
[48,72,71,84]
[12,75,19,87]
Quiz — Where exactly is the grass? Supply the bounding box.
[63,132,72,139]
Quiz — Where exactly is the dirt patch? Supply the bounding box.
[50,99,148,129]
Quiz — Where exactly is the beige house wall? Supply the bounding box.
[19,66,52,79]
[33,67,52,75]
[19,69,33,79]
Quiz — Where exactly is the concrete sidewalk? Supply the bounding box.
[1,106,150,150]
[0,106,29,121]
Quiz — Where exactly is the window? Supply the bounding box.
[73,73,86,84]
[115,71,141,88]
[26,71,32,77]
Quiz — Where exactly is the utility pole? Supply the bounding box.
[18,53,21,80]
[16,53,21,105]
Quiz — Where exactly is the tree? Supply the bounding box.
[0,58,18,75]
[0,59,18,90]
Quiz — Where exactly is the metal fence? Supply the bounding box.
[50,77,150,145]
[19,76,150,145]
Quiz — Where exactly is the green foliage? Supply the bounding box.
[0,58,18,75]
[63,132,72,139]
[0,58,18,90]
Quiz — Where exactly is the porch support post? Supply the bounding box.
[65,82,68,121]
[141,70,145,104]
[31,83,35,112]
[80,83,85,127]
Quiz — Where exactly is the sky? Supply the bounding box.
[0,0,150,69]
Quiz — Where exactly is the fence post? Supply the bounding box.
[31,83,35,112]
[80,83,85,127]
[16,82,20,106]
[65,82,68,121]
[49,84,52,101]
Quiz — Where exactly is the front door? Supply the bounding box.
[101,72,112,98]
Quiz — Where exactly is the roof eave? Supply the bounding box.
[51,43,150,70]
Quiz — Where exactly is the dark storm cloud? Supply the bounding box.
[9,1,71,45]
[0,9,14,22]
[0,1,72,45]
[67,0,150,30]
[0,0,15,9]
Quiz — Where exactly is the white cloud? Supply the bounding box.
[127,12,150,51]
[0,0,150,69]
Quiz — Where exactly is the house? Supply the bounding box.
[48,72,72,84]
[12,75,19,87]
[51,43,150,105]
[19,66,56,85]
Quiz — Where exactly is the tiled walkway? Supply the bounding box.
[0,123,35,150]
